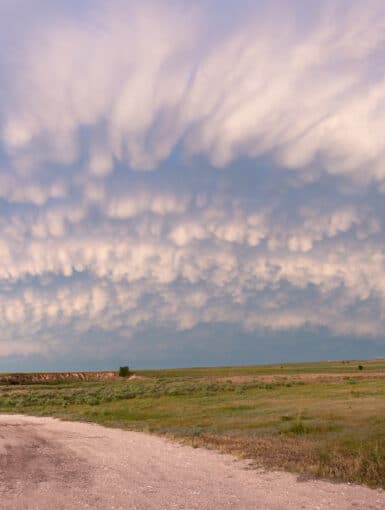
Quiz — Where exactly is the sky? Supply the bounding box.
[1,0,385,371]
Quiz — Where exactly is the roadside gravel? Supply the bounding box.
[0,414,384,509]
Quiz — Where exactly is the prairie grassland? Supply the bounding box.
[1,358,385,487]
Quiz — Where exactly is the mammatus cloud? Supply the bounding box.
[2,0,385,179]
[0,0,385,366]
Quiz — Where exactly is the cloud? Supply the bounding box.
[1,1,385,182]
[0,188,384,356]
[0,1,385,366]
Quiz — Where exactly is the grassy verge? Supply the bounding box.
[1,359,385,488]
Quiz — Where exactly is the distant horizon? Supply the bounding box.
[6,355,385,373]
[3,353,385,374]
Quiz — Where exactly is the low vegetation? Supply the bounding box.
[1,358,385,488]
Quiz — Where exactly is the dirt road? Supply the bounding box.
[0,414,384,509]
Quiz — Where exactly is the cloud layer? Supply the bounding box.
[0,0,385,367]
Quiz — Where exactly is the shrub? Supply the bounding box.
[358,365,364,371]
[118,366,131,377]
[286,420,309,435]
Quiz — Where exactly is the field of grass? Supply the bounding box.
[138,357,385,377]
[1,358,385,488]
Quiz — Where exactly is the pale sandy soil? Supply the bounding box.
[0,414,384,509]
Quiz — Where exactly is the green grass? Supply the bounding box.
[1,358,385,488]
[136,357,385,377]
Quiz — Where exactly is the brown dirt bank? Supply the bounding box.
[0,371,119,385]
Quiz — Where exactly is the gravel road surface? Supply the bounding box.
[0,414,384,509]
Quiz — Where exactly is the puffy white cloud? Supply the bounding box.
[0,1,384,364]
[0,189,384,357]
[106,191,191,219]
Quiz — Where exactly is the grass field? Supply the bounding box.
[1,358,385,488]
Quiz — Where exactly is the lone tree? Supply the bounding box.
[118,366,130,377]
